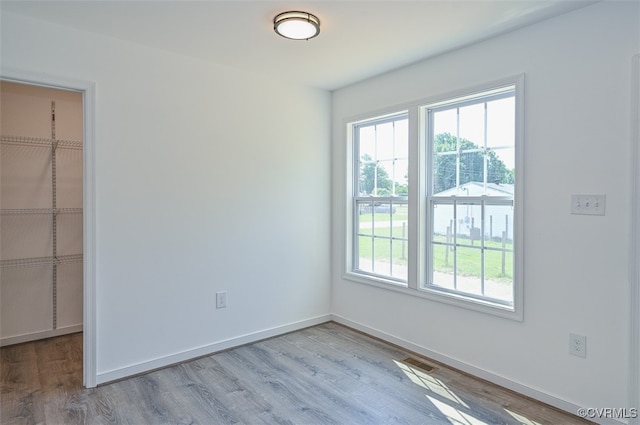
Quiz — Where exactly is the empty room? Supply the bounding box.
[1,1,639,424]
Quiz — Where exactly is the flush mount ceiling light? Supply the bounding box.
[273,11,320,40]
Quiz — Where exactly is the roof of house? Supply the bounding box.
[436,181,514,197]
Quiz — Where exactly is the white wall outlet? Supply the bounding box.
[569,333,586,358]
[570,194,605,216]
[216,291,227,309]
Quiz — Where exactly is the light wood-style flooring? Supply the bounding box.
[1,322,592,424]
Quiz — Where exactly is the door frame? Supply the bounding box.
[631,53,640,423]
[1,68,97,388]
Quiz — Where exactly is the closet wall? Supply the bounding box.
[0,81,83,346]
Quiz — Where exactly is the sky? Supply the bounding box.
[432,96,515,170]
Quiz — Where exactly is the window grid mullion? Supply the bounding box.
[453,199,458,291]
[392,120,396,196]
[483,102,488,190]
[370,211,375,274]
[480,200,486,297]
[456,107,461,191]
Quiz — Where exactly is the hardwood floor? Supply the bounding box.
[1,322,591,424]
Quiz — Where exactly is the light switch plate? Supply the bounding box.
[570,194,605,216]
[216,291,227,309]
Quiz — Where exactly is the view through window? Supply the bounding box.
[353,113,409,283]
[426,87,516,306]
[347,78,522,315]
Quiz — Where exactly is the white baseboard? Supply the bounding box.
[96,314,332,385]
[0,324,83,347]
[93,312,625,424]
[331,314,625,425]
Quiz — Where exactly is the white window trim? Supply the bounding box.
[345,109,412,287]
[343,74,524,321]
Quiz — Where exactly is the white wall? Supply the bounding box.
[332,1,638,416]
[1,12,331,382]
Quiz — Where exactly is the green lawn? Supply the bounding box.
[357,221,513,282]
[432,240,513,282]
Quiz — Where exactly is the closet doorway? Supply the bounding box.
[1,82,83,346]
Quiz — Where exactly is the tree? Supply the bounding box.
[359,154,392,195]
[433,133,514,194]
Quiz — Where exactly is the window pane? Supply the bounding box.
[430,199,514,302]
[391,238,408,280]
[485,204,513,243]
[433,109,457,138]
[459,150,485,187]
[487,147,515,186]
[357,235,373,273]
[433,132,457,154]
[358,125,375,159]
[486,97,515,149]
[432,203,455,242]
[432,94,516,198]
[431,203,455,288]
[484,203,514,303]
[433,151,456,195]
[376,160,394,196]
[370,215,390,239]
[432,244,455,290]
[393,158,409,196]
[356,199,407,282]
[456,203,480,241]
[458,103,484,146]
[376,122,395,161]
[390,211,408,239]
[483,249,513,302]
[358,157,376,196]
[455,246,483,296]
[393,203,408,226]
[357,116,408,197]
[373,237,391,276]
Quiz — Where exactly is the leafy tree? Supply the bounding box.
[395,184,408,196]
[433,133,514,194]
[359,154,392,195]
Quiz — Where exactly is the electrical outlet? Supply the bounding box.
[570,194,605,216]
[569,333,586,358]
[216,291,227,309]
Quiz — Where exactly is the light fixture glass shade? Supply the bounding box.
[273,11,320,40]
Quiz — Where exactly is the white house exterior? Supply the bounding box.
[433,181,514,241]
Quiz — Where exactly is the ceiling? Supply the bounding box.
[1,0,596,90]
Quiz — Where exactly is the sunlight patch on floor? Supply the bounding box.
[427,395,489,425]
[394,359,468,408]
[505,408,542,425]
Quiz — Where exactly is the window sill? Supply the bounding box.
[342,272,522,321]
[343,271,408,290]
[421,286,522,321]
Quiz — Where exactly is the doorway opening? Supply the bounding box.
[1,81,83,346]
[0,73,96,387]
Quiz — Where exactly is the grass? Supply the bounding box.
[432,240,513,282]
[357,215,513,282]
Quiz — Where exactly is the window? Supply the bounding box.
[352,112,409,283]
[346,77,522,318]
[424,85,518,310]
